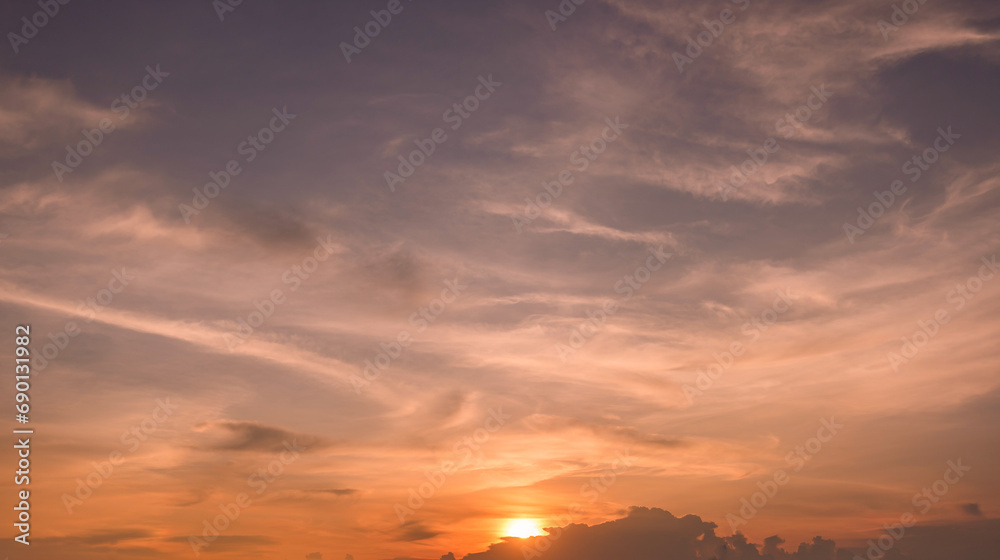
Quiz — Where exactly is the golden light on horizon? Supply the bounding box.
[503,519,546,539]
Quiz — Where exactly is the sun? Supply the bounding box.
[503,519,545,538]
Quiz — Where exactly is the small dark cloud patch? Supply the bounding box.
[193,419,329,452]
[396,521,442,542]
[316,488,359,496]
[962,503,983,516]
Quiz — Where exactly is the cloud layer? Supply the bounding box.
[1,0,999,558]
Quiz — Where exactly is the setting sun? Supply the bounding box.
[503,519,546,538]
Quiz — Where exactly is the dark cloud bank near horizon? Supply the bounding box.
[407,508,1000,560]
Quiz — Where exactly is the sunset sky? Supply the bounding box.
[2,1,999,559]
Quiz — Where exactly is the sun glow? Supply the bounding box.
[504,519,545,538]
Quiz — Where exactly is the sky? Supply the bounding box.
[1,0,1000,559]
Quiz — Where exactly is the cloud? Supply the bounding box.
[0,76,112,157]
[891,519,1000,560]
[2,2,999,559]
[164,535,277,551]
[961,503,983,516]
[315,488,360,496]
[453,507,843,560]
[37,529,154,546]
[192,420,331,452]
[523,414,687,450]
[397,521,443,542]
[429,508,999,560]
